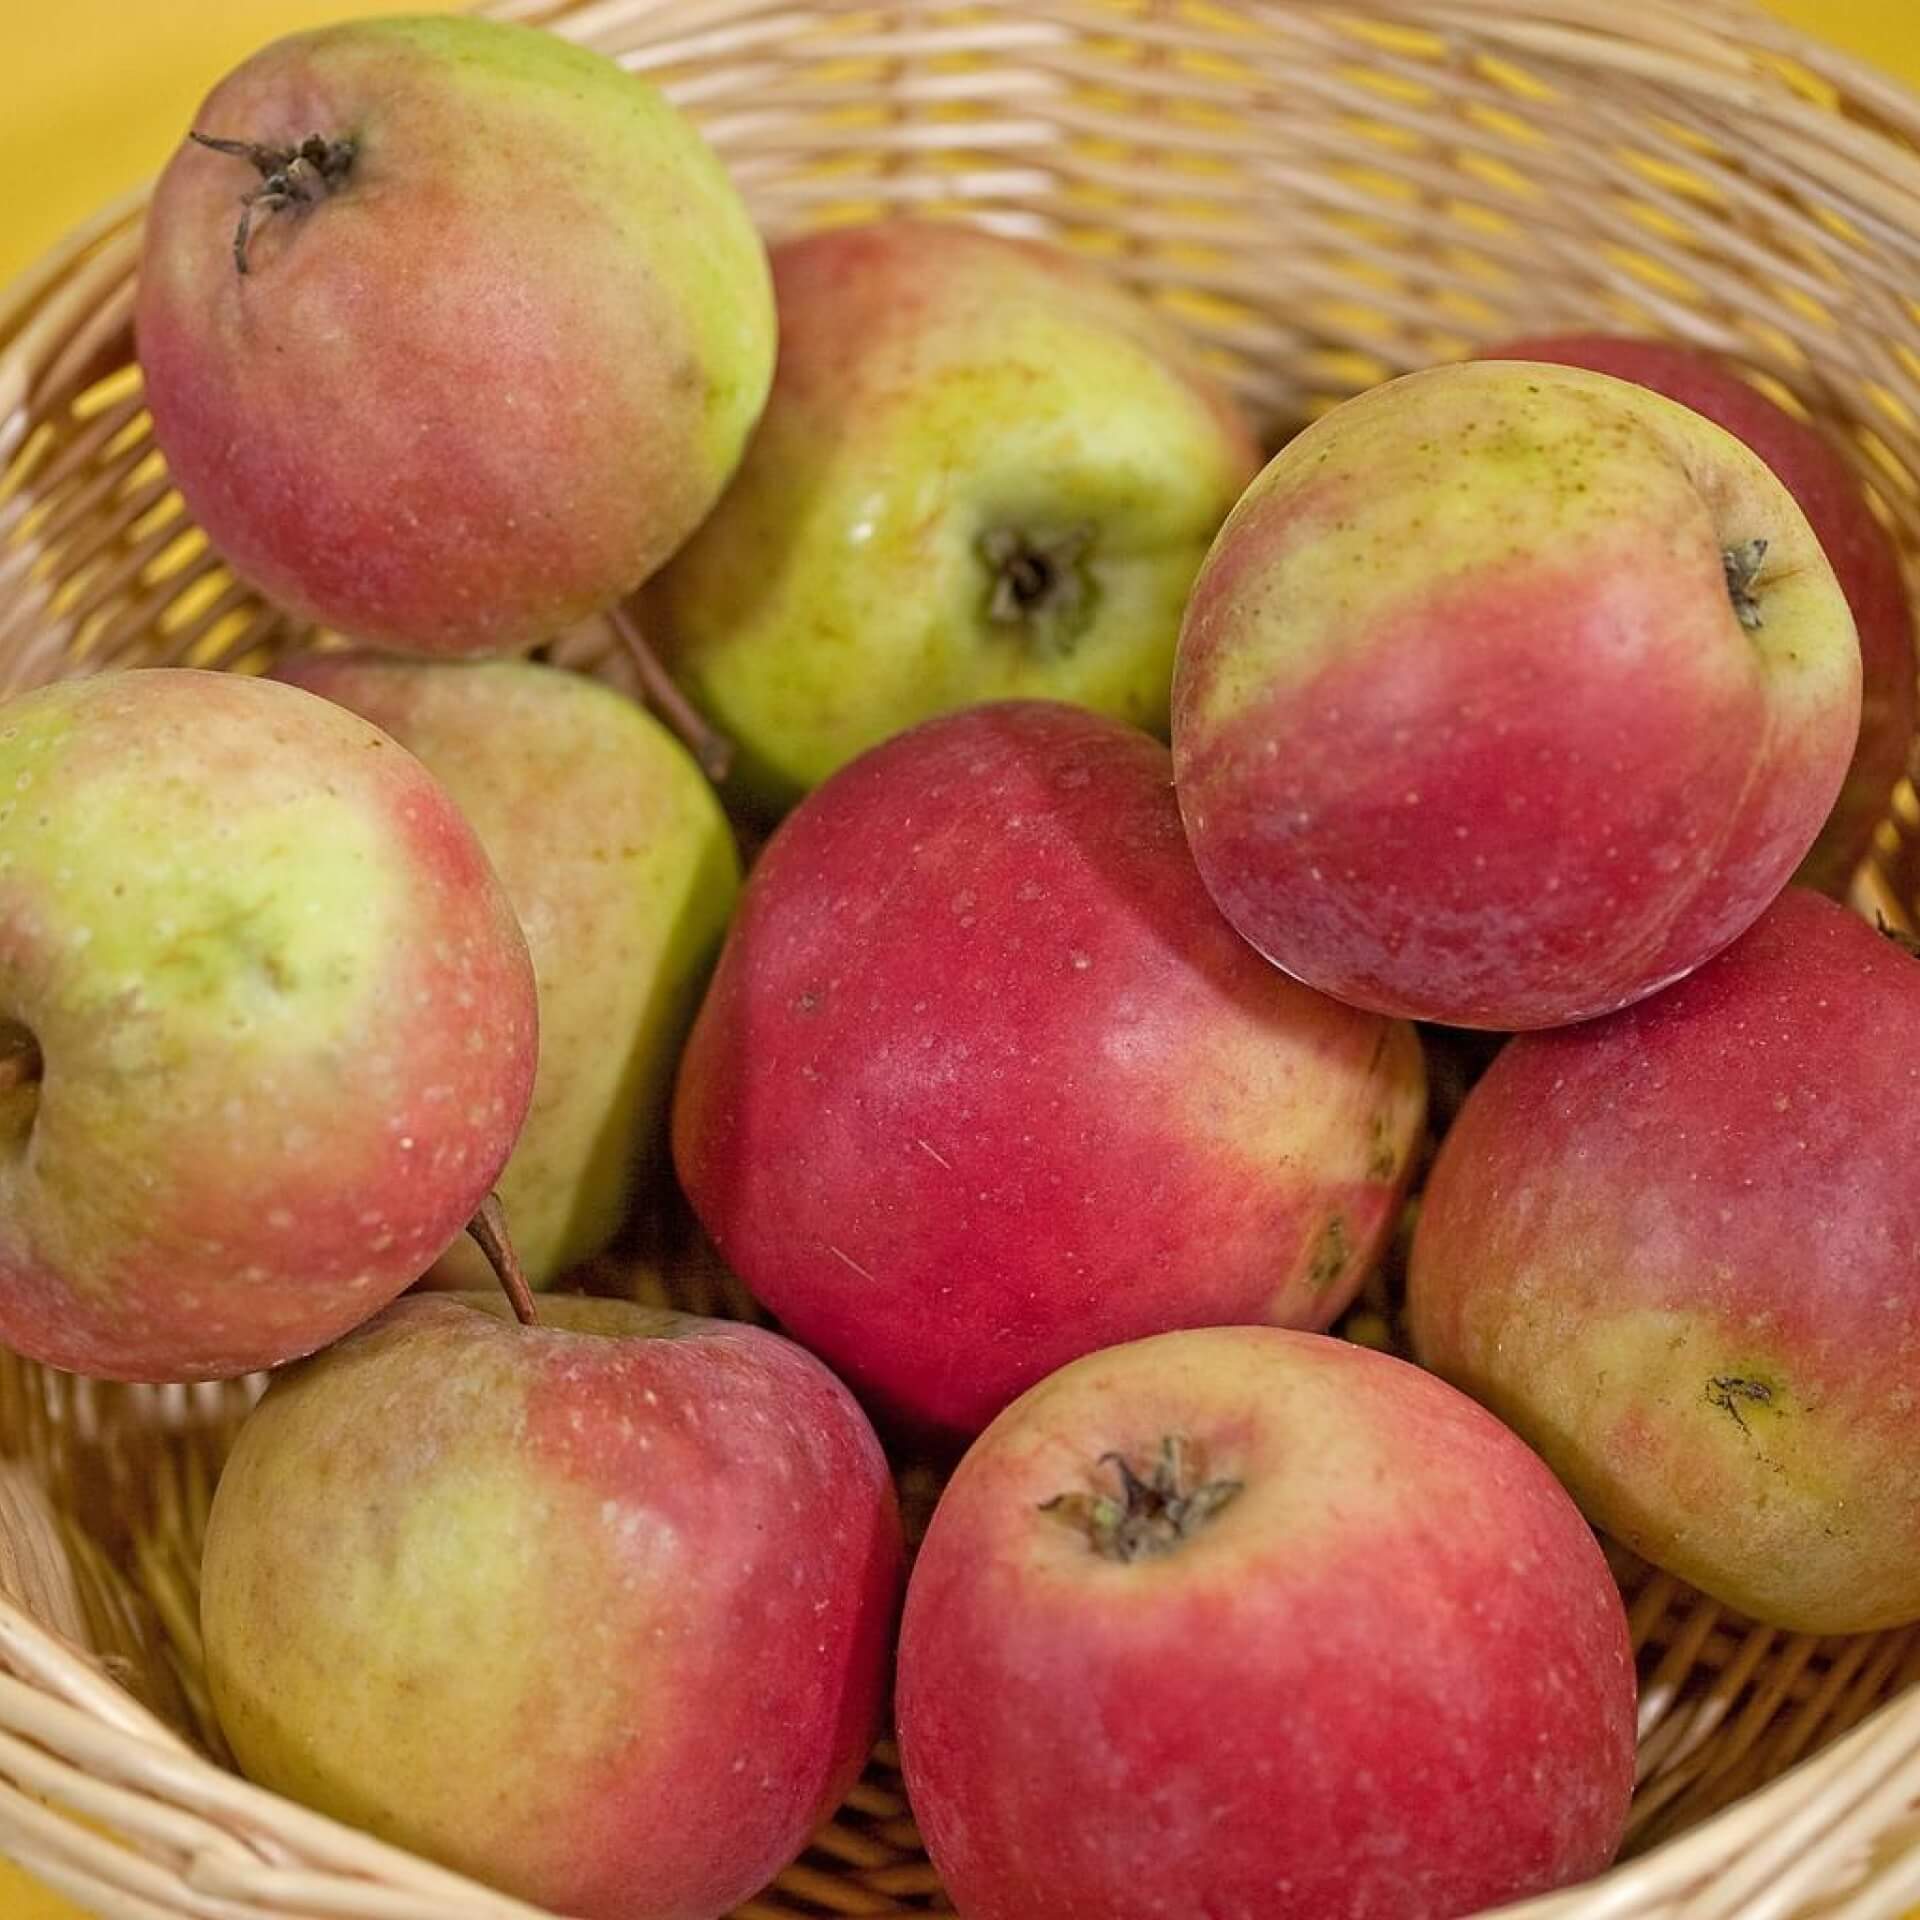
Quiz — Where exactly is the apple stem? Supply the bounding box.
[1040,1433,1242,1563]
[1875,911,1920,960]
[610,604,736,785]
[1723,539,1769,633]
[190,131,357,275]
[466,1193,539,1328]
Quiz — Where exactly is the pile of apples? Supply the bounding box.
[5,13,1916,1920]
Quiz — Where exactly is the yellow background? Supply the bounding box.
[0,0,1914,1915]
[0,0,1916,286]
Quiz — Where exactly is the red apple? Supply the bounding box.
[0,669,536,1381]
[673,702,1426,1441]
[1409,888,1920,1632]
[136,15,775,656]
[897,1325,1637,1920]
[1172,360,1863,1029]
[202,1292,903,1920]
[1484,332,1916,898]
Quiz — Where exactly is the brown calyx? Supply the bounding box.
[1041,1433,1242,1564]
[1722,538,1769,633]
[0,1024,43,1155]
[980,525,1098,654]
[190,131,357,275]
[0,1024,42,1098]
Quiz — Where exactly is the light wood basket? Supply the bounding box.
[4,0,1920,1915]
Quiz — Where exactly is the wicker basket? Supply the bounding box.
[4,0,1920,1915]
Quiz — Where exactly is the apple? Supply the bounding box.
[672,701,1426,1442]
[896,1325,1637,1920]
[272,653,740,1289]
[1483,332,1916,898]
[201,1291,904,1920]
[648,219,1264,815]
[136,14,776,657]
[1172,359,1863,1030]
[0,668,536,1381]
[1409,887,1920,1634]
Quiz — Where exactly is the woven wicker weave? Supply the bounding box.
[3,0,1920,1915]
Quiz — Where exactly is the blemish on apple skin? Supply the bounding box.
[1306,1215,1351,1292]
[1705,1374,1780,1434]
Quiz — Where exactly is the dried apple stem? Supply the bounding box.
[979,522,1097,657]
[1041,1434,1242,1563]
[1876,910,1920,960]
[1723,538,1769,632]
[190,131,356,275]
[611,604,735,784]
[467,1192,539,1328]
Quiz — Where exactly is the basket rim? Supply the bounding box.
[4,1,1920,1916]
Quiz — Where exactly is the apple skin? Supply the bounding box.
[896,1326,1637,1920]
[136,14,775,656]
[271,653,740,1289]
[649,219,1264,815]
[1483,332,1916,898]
[201,1292,904,1920]
[1172,360,1863,1030]
[0,669,537,1382]
[672,702,1426,1443]
[1409,889,1920,1633]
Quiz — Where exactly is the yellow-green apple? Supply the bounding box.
[272,654,739,1289]
[1410,888,1920,1633]
[0,669,536,1381]
[136,15,775,656]
[1172,360,1863,1030]
[896,1326,1636,1920]
[201,1291,903,1920]
[672,702,1426,1442]
[1483,333,1916,898]
[649,219,1263,814]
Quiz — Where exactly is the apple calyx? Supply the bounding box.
[1041,1434,1242,1564]
[189,131,357,276]
[0,1024,41,1097]
[465,1192,540,1328]
[0,1022,41,1152]
[1722,539,1769,633]
[979,525,1098,656]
